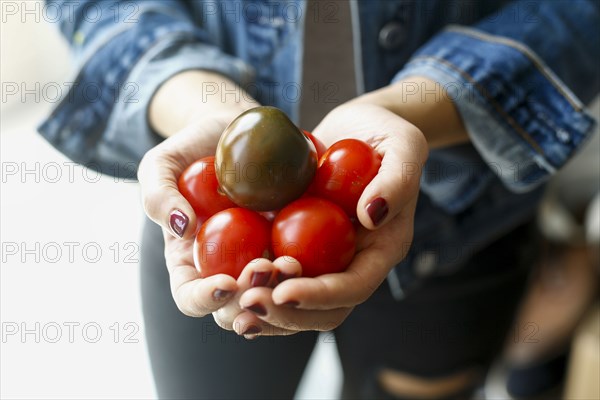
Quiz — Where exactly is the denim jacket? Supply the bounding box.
[39,0,599,298]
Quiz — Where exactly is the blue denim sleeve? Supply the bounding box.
[38,1,254,179]
[393,0,599,199]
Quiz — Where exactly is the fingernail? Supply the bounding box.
[242,325,262,336]
[250,271,271,287]
[212,289,232,301]
[169,209,189,238]
[275,270,296,284]
[244,303,267,316]
[281,300,299,308]
[366,197,388,227]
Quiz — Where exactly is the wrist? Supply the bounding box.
[355,76,469,148]
[150,70,259,138]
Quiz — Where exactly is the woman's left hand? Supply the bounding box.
[230,102,429,337]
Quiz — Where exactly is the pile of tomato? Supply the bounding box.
[178,107,381,279]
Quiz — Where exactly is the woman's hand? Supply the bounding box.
[231,102,429,335]
[140,70,284,334]
[138,111,303,337]
[138,112,241,317]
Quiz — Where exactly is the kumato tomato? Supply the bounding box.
[194,208,271,279]
[272,197,355,277]
[178,156,236,224]
[311,139,382,218]
[215,106,317,211]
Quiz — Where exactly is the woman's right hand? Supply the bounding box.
[138,70,304,336]
[138,111,301,336]
[137,70,259,320]
[138,112,241,317]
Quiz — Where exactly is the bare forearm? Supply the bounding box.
[149,70,259,138]
[356,76,469,149]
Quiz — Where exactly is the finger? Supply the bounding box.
[210,258,277,330]
[231,310,300,338]
[139,147,197,239]
[239,287,351,331]
[237,258,277,288]
[163,229,238,317]
[169,265,238,317]
[270,213,414,310]
[271,256,302,285]
[357,128,428,230]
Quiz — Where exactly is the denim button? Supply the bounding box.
[378,21,406,50]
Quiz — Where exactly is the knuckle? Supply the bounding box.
[173,286,206,318]
[143,185,177,221]
[175,300,197,318]
[213,311,234,331]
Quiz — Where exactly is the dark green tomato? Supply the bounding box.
[215,106,317,211]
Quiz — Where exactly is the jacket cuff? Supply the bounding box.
[101,39,255,178]
[38,17,254,180]
[393,26,596,194]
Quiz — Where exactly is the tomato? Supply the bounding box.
[215,106,317,211]
[178,156,236,224]
[194,208,271,279]
[272,197,355,277]
[303,130,327,159]
[311,139,381,218]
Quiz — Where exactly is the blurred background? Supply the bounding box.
[0,2,341,399]
[1,1,598,399]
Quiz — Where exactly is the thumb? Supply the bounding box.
[137,115,236,240]
[138,147,198,240]
[356,131,428,230]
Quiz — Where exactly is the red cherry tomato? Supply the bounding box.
[303,130,327,159]
[272,197,355,277]
[194,208,271,279]
[311,139,381,218]
[178,156,236,224]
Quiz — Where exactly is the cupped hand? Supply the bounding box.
[138,108,315,337]
[233,102,429,335]
[138,112,240,318]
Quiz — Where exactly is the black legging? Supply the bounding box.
[140,218,535,399]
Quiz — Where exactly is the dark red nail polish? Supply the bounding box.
[250,271,271,287]
[169,209,189,238]
[242,325,261,335]
[366,197,388,227]
[275,270,296,284]
[244,303,267,316]
[212,289,232,301]
[281,300,299,308]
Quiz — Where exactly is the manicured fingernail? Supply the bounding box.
[169,209,189,238]
[244,303,267,316]
[275,270,296,284]
[281,300,299,308]
[366,197,388,227]
[250,271,271,287]
[212,289,232,301]
[242,325,262,336]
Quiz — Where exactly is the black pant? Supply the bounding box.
[140,219,535,399]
